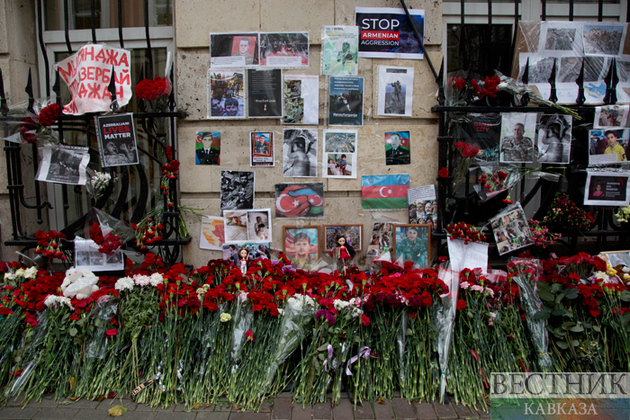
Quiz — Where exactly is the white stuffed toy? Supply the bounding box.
[61,268,99,300]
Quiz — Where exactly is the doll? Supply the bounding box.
[238,247,250,275]
[331,235,356,275]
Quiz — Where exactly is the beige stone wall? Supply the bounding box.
[176,0,443,268]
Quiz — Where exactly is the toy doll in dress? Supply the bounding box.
[331,235,356,275]
[238,247,250,275]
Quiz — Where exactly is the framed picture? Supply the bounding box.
[392,224,431,268]
[283,226,321,270]
[323,224,363,252]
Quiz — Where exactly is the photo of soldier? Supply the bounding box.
[500,113,537,163]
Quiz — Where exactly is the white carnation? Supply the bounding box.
[134,274,151,287]
[149,273,164,287]
[115,276,135,291]
[4,272,14,281]
[15,268,25,277]
[24,267,38,279]
[44,295,74,310]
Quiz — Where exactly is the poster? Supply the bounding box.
[55,44,132,115]
[536,114,572,164]
[328,76,364,126]
[74,238,124,272]
[377,66,414,117]
[95,113,138,167]
[283,129,318,177]
[321,26,359,76]
[585,170,630,206]
[247,69,283,118]
[283,74,319,125]
[407,184,437,229]
[355,7,425,59]
[36,145,90,186]
[220,170,255,211]
[323,129,357,179]
[385,131,410,165]
[195,131,221,165]
[499,113,537,163]
[224,209,272,244]
[250,132,274,167]
[274,183,324,218]
[450,113,501,162]
[588,128,630,165]
[489,203,533,256]
[200,216,225,250]
[207,69,246,119]
[210,33,259,67]
[362,174,410,210]
[259,32,309,67]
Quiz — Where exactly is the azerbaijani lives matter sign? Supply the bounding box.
[355,7,425,60]
[55,44,132,115]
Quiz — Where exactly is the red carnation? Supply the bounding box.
[438,167,449,178]
[361,314,371,327]
[456,299,466,311]
[37,103,62,127]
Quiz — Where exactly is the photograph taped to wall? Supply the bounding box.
[220,170,255,211]
[37,145,90,186]
[408,185,438,229]
[588,128,630,165]
[324,224,362,252]
[537,114,572,164]
[328,76,364,126]
[283,74,319,125]
[321,26,359,76]
[247,68,283,118]
[207,69,246,119]
[210,33,259,67]
[377,66,414,117]
[195,131,221,165]
[499,113,537,163]
[594,105,630,128]
[367,221,395,258]
[275,183,324,218]
[283,226,321,271]
[200,216,225,251]
[585,170,630,206]
[283,128,318,177]
[96,113,138,167]
[259,32,309,67]
[385,131,410,165]
[250,131,274,167]
[223,208,271,244]
[392,224,430,269]
[323,129,357,179]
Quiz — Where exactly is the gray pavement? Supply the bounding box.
[0,393,490,420]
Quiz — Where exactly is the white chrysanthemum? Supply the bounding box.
[134,274,151,287]
[115,276,135,291]
[44,295,74,310]
[15,268,25,277]
[149,273,164,287]
[24,267,38,279]
[220,313,232,322]
[333,299,350,311]
[4,272,14,281]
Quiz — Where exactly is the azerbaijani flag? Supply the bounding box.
[362,174,410,210]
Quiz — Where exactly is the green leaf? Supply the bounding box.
[564,288,579,300]
[551,283,562,294]
[561,321,576,329]
[555,293,565,303]
[406,328,413,336]
[556,341,568,349]
[533,312,550,321]
[570,325,584,333]
[316,343,330,352]
[621,290,630,302]
[68,327,77,337]
[108,405,127,417]
[537,284,554,302]
[572,340,580,347]
[553,309,568,317]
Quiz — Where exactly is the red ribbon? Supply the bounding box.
[470,349,489,389]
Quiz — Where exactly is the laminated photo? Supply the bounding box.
[74,238,124,272]
[321,26,359,76]
[250,132,274,167]
[385,131,410,165]
[499,113,537,163]
[536,114,572,164]
[407,184,438,230]
[247,69,283,118]
[490,203,533,256]
[539,21,583,57]
[207,69,245,119]
[210,33,259,67]
[195,131,221,165]
[377,66,414,117]
[274,183,324,218]
[355,7,425,59]
[594,105,630,128]
[585,170,630,206]
[282,129,318,177]
[96,113,138,167]
[328,76,364,126]
[37,145,90,185]
[323,129,357,179]
[588,128,630,165]
[583,23,626,57]
[283,226,321,270]
[283,74,319,125]
[393,224,430,269]
[259,32,309,67]
[220,170,255,211]
[200,216,225,251]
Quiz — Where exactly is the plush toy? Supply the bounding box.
[61,268,99,300]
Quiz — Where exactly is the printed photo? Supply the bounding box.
[500,113,537,163]
[321,26,359,76]
[393,224,431,269]
[223,243,271,263]
[37,145,90,186]
[195,131,221,165]
[366,222,394,258]
[200,216,225,251]
[207,70,245,119]
[583,24,625,56]
[220,170,255,211]
[540,22,583,56]
[385,131,410,165]
[283,75,319,125]
[275,183,324,218]
[323,129,357,179]
[250,132,274,167]
[210,33,259,67]
[324,224,362,252]
[74,238,124,271]
[247,209,272,242]
[283,226,321,271]
[408,185,438,230]
[377,66,414,117]
[224,210,248,243]
[588,128,630,165]
[537,114,572,164]
[585,171,630,206]
[259,32,309,67]
[283,129,318,177]
[594,105,629,128]
[490,204,533,256]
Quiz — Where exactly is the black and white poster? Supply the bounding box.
[95,113,139,167]
[377,66,414,117]
[220,170,255,211]
[36,145,90,185]
[328,76,364,126]
[210,33,259,67]
[283,129,318,177]
[247,68,283,118]
[585,170,630,206]
[74,237,124,272]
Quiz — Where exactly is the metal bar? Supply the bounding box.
[90,0,97,44]
[598,0,603,22]
[25,70,34,113]
[399,0,438,83]
[63,0,73,53]
[118,0,124,48]
[541,0,546,21]
[569,0,574,21]
[0,69,8,116]
[36,0,50,95]
[488,0,492,25]
[144,0,154,79]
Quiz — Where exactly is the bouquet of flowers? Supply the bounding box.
[446,222,486,244]
[85,208,134,255]
[2,98,61,144]
[541,193,594,232]
[528,219,561,248]
[451,142,479,194]
[34,230,67,261]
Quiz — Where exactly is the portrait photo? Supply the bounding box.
[275,183,324,218]
[500,113,537,163]
[250,131,274,167]
[283,129,317,177]
[195,131,221,165]
[210,33,259,67]
[220,170,255,211]
[392,224,431,269]
[283,226,321,271]
[324,224,362,252]
[588,128,630,165]
[385,131,410,165]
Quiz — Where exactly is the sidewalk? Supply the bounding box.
[0,393,490,420]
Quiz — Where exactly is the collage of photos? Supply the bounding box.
[490,205,533,256]
[407,184,438,229]
[223,243,271,263]
[195,131,221,165]
[250,132,274,167]
[282,129,318,177]
[323,130,357,179]
[366,221,394,257]
[274,183,324,218]
[224,209,272,244]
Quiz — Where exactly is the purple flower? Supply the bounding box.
[316,309,336,326]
